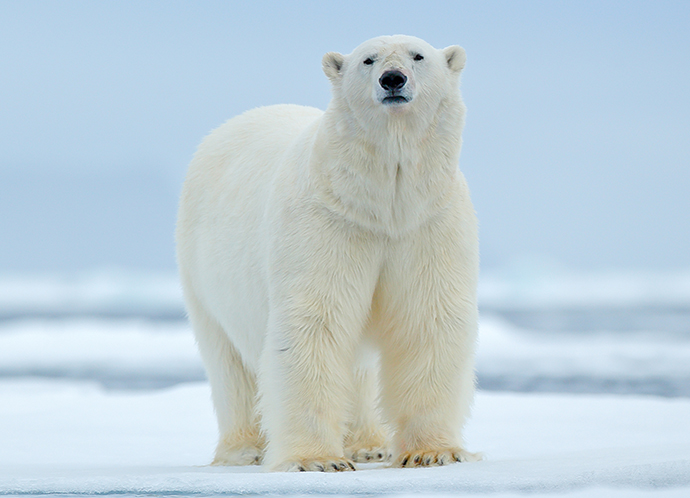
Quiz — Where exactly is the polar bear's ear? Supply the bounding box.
[322,52,345,81]
[443,45,466,73]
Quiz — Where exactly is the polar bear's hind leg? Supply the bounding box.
[184,288,265,465]
[344,353,392,463]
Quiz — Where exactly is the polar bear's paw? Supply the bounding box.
[395,448,483,468]
[275,457,357,472]
[344,425,392,463]
[211,430,266,466]
[346,446,393,463]
[212,444,264,466]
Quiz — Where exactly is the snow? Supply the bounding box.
[0,319,202,388]
[1,379,689,496]
[477,316,690,396]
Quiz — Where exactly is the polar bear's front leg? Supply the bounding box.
[376,215,482,467]
[259,216,382,472]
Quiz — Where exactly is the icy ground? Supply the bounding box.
[1,379,689,496]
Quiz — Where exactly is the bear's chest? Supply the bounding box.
[320,156,455,237]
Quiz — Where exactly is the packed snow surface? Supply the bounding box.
[1,380,689,496]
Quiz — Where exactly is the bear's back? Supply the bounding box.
[179,104,323,233]
[193,104,322,181]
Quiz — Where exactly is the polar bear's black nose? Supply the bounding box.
[379,70,407,91]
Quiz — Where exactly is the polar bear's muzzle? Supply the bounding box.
[379,70,411,105]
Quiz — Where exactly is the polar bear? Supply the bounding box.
[176,35,480,472]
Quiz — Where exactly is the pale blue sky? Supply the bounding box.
[1,1,689,273]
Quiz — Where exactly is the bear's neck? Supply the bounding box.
[315,100,465,236]
[322,96,464,167]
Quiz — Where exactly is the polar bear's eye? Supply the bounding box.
[413,53,424,61]
[363,58,375,65]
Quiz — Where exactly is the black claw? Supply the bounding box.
[298,466,305,472]
[413,455,421,464]
[377,452,383,459]
[365,454,371,461]
[401,456,409,466]
[348,461,356,470]
[315,464,325,471]
[331,463,339,470]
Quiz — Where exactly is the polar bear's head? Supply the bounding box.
[322,35,466,134]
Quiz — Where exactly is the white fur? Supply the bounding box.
[176,35,480,471]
